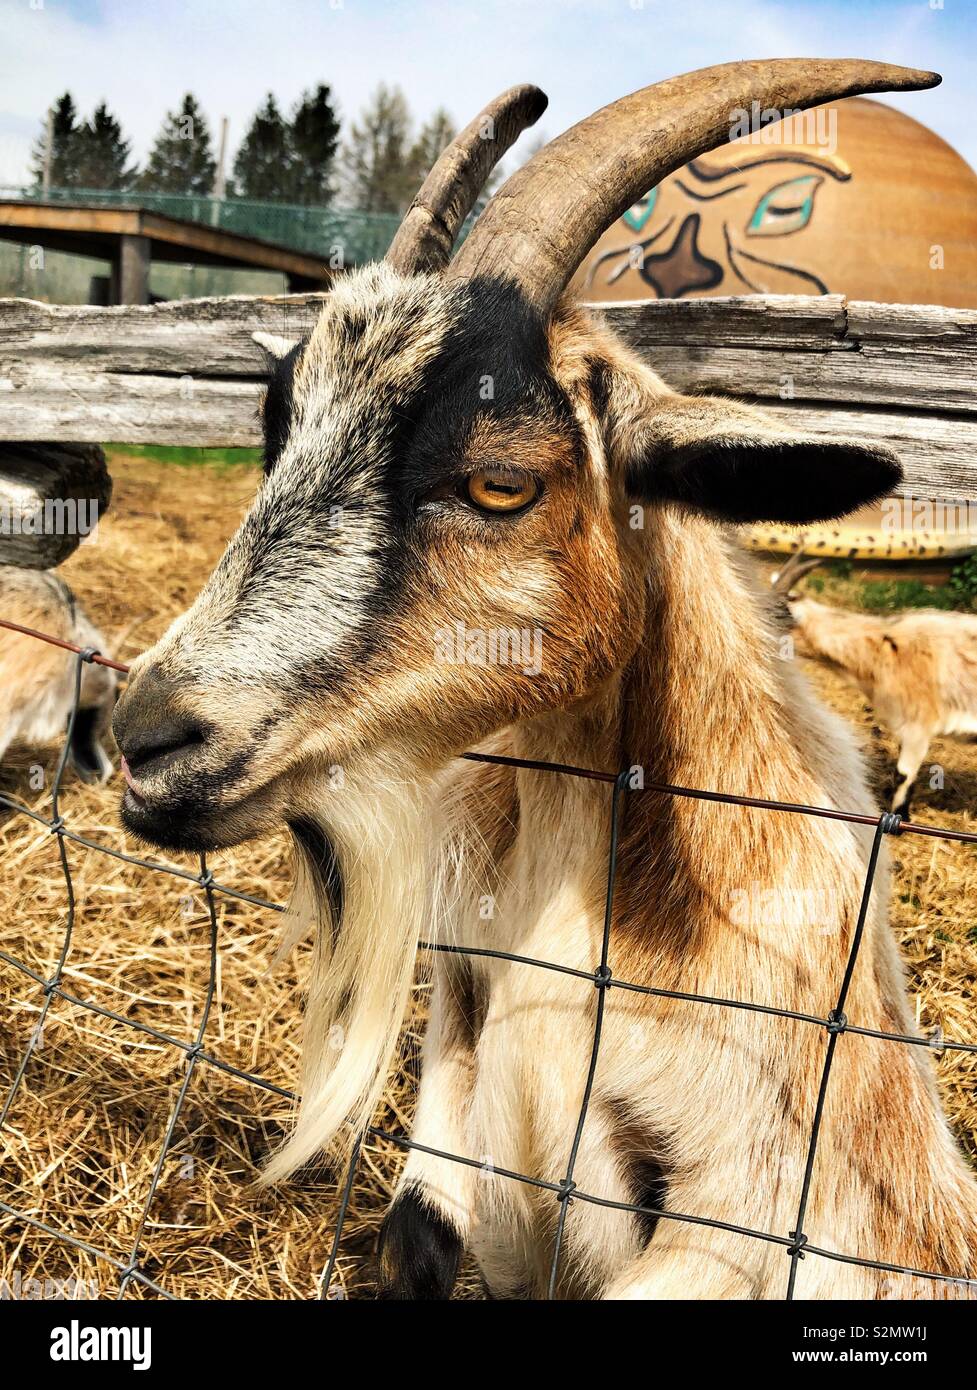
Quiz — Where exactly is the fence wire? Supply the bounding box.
[0,616,976,1301]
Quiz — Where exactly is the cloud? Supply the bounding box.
[0,0,972,186]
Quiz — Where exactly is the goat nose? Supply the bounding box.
[119,717,205,775]
[113,666,208,777]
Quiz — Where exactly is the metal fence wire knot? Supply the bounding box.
[0,615,975,1300]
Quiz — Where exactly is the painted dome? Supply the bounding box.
[571,98,977,309]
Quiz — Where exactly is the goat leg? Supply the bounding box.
[376,956,478,1299]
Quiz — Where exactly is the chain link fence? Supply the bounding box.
[1,615,976,1299]
[1,185,406,266]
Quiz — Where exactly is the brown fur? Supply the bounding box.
[792,599,977,813]
[0,569,116,777]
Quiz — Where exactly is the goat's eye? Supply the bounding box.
[465,468,539,514]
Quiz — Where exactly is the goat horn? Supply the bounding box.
[772,549,825,593]
[447,59,940,313]
[386,84,548,276]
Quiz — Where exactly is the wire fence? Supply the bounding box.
[1,614,976,1300]
[1,185,406,266]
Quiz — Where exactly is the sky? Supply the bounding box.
[0,0,975,188]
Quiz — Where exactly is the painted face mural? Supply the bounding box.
[572,98,977,308]
[586,151,850,298]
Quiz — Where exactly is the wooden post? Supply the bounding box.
[117,235,151,305]
[211,117,229,227]
[41,109,54,199]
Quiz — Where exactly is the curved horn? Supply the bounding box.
[772,548,825,594]
[447,59,940,313]
[386,83,548,275]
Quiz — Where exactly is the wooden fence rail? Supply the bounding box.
[1,292,975,500]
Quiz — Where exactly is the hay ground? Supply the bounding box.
[0,454,975,1301]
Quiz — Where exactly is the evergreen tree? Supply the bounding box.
[30,93,81,190]
[139,94,216,195]
[72,102,136,190]
[340,84,415,213]
[232,94,291,200]
[287,84,340,205]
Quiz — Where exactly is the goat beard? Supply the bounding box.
[262,757,444,1183]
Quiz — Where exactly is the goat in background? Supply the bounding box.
[0,568,117,783]
[112,61,977,1299]
[776,550,977,817]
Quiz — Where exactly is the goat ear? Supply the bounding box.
[253,331,300,362]
[618,391,901,525]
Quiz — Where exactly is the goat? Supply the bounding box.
[0,567,117,783]
[775,550,977,818]
[112,61,977,1299]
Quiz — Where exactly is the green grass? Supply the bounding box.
[103,443,262,470]
[803,558,977,614]
[857,579,961,613]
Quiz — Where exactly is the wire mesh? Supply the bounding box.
[0,185,407,267]
[1,615,976,1300]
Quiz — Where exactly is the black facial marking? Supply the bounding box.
[261,340,306,474]
[376,1183,463,1300]
[585,354,613,422]
[395,277,577,505]
[289,815,343,931]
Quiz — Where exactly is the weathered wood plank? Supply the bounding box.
[600,295,977,349]
[0,294,326,375]
[1,293,976,497]
[597,297,977,413]
[0,364,260,446]
[3,294,975,404]
[3,367,971,501]
[624,344,977,414]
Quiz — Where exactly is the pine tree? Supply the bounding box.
[72,102,136,190]
[232,94,291,200]
[30,93,80,190]
[287,84,340,205]
[139,94,216,196]
[340,84,415,213]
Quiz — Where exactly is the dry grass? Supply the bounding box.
[0,455,974,1300]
